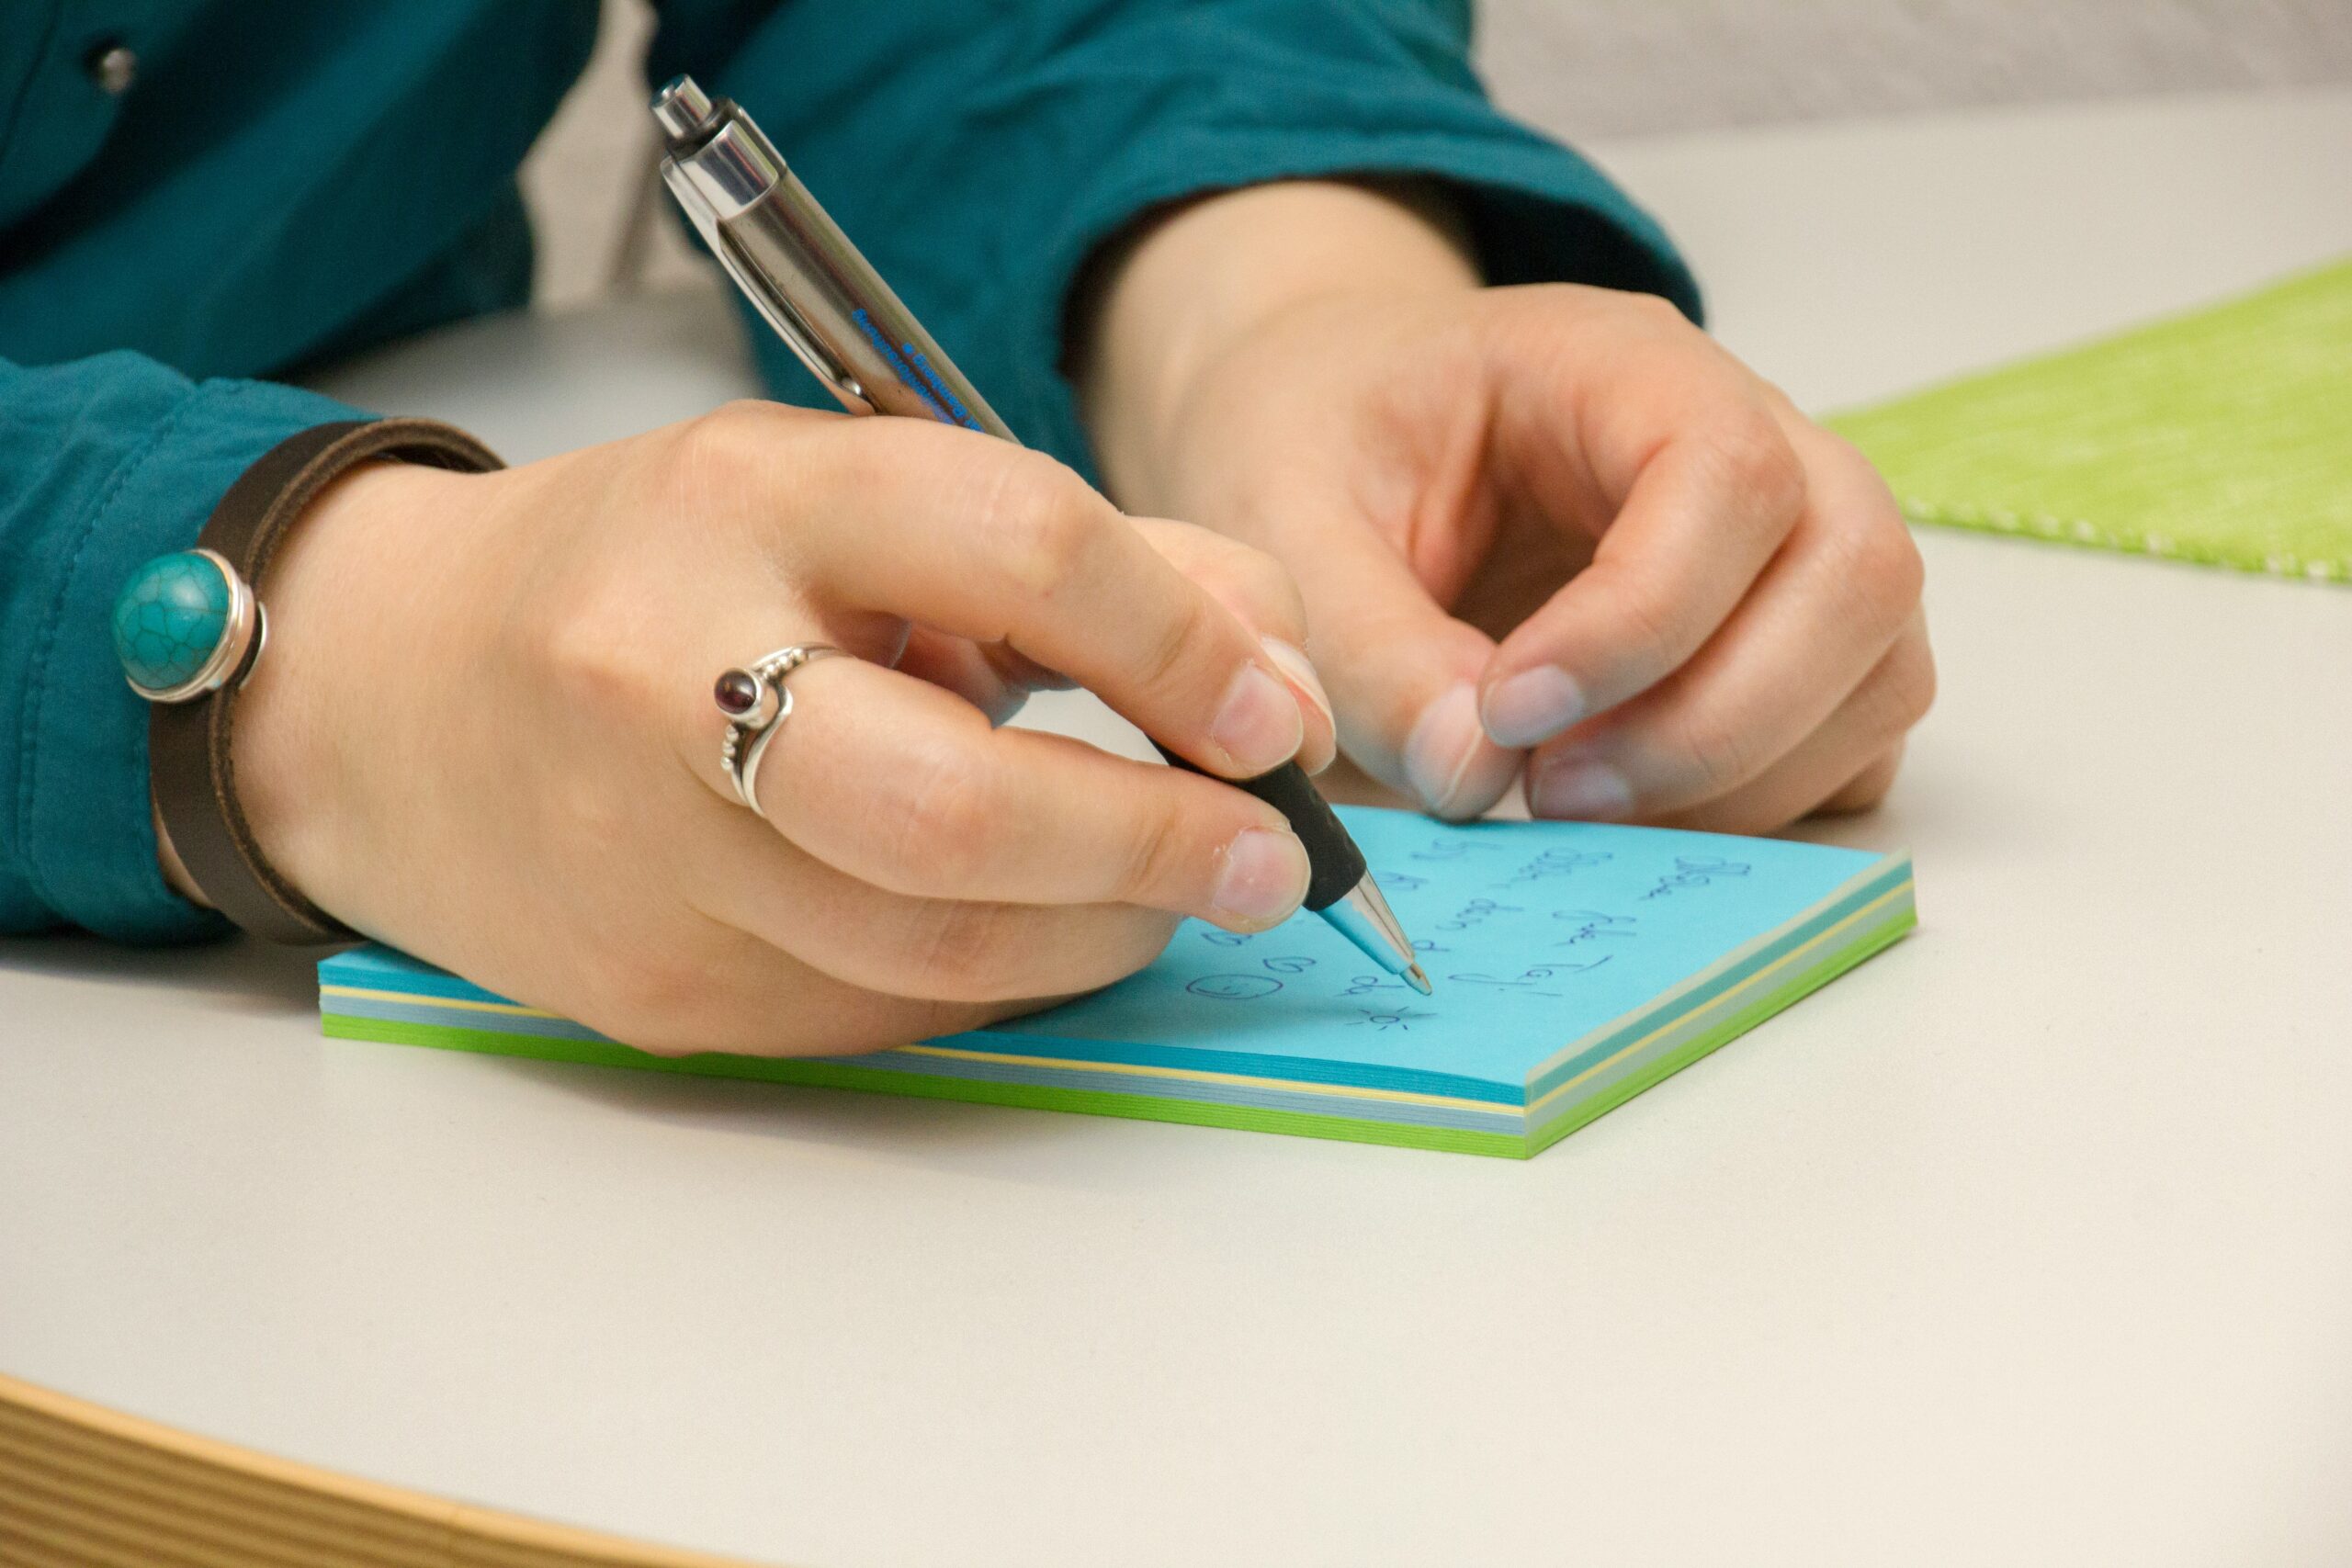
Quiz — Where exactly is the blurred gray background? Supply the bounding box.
[521,0,2352,309]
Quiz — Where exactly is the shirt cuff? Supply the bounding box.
[18,375,370,943]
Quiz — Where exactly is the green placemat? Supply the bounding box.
[1828,258,2352,582]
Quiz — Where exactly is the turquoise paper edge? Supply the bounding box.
[320,886,1916,1159]
[318,944,1522,1105]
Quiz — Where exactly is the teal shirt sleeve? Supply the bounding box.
[0,1,593,943]
[0,354,368,941]
[652,0,1700,474]
[2,2,1694,945]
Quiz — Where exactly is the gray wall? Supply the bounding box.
[1477,0,2352,136]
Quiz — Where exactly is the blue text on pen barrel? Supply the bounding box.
[852,309,982,431]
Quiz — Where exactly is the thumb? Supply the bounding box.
[1290,514,1521,819]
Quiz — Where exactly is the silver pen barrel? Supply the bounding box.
[652,75,1012,439]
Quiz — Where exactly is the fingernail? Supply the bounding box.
[1259,637,1334,735]
[1211,828,1311,928]
[1530,756,1634,821]
[1481,666,1586,749]
[1402,681,1514,819]
[1209,661,1304,775]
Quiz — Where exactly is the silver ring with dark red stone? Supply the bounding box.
[713,644,844,818]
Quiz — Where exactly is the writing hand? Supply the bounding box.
[212,403,1334,1055]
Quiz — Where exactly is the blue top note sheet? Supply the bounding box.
[320,808,1917,1158]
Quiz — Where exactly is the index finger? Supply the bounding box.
[713,409,1313,782]
[1476,346,1808,751]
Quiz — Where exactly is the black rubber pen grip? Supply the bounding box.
[1153,746,1367,913]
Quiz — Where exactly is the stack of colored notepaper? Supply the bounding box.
[320,808,1916,1158]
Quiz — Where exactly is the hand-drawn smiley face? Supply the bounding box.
[1185,974,1283,1000]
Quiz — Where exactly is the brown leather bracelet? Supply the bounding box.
[148,419,503,943]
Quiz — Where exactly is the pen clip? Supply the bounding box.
[662,160,874,416]
[709,230,875,416]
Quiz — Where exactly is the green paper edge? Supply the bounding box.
[1524,901,1916,1156]
[322,903,1913,1160]
[318,1015,1527,1157]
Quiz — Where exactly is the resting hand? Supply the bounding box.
[217,403,1333,1055]
[1081,181,1933,830]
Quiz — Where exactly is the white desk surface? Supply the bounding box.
[6,91,2350,1567]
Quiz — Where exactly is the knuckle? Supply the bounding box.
[1241,554,1309,640]
[1847,513,1928,613]
[1880,633,1939,731]
[1812,425,1876,474]
[1837,637,1936,763]
[982,452,1103,598]
[1810,434,1922,607]
[675,400,781,483]
[1627,290,1686,328]
[1703,411,1807,525]
[1205,534,1307,627]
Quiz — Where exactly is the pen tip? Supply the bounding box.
[1405,963,1433,997]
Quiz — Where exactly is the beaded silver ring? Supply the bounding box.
[712,644,843,819]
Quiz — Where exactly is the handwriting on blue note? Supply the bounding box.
[988,807,1880,1093]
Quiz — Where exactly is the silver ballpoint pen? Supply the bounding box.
[651,74,1431,995]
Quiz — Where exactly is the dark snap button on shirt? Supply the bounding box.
[87,43,138,96]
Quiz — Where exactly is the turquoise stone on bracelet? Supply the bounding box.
[113,550,232,696]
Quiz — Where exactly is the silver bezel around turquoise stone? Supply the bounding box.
[111,547,266,704]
